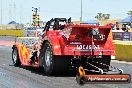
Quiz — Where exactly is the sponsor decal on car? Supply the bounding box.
[77,45,100,50]
[70,42,81,45]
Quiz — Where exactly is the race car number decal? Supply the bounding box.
[77,45,100,50]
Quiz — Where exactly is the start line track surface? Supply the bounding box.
[0,40,14,47]
[0,36,16,47]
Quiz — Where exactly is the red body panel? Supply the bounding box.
[15,43,31,65]
[43,24,115,56]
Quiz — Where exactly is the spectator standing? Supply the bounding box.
[122,24,126,31]
[126,23,131,32]
[115,22,119,30]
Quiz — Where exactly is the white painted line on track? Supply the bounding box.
[112,60,132,64]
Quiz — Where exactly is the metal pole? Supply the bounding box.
[14,1,16,21]
[80,0,82,22]
[1,0,2,24]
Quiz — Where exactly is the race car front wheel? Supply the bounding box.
[12,47,21,66]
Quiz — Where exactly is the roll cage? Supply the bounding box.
[44,18,71,31]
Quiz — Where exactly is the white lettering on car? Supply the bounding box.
[77,45,100,50]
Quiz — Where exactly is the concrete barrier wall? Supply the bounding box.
[114,41,132,62]
[0,29,42,37]
[0,24,24,30]
[0,30,24,37]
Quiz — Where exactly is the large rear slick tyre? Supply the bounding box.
[12,47,21,66]
[40,42,70,75]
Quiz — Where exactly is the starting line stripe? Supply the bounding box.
[0,40,14,47]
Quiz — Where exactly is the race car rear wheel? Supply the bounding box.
[12,47,21,66]
[40,42,70,75]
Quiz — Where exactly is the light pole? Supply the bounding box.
[80,0,83,22]
[1,0,2,24]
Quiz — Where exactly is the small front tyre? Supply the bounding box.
[12,47,21,66]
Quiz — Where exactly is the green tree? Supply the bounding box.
[95,13,103,20]
[95,13,110,20]
[127,11,132,16]
[103,14,110,19]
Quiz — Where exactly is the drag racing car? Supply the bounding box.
[12,18,130,84]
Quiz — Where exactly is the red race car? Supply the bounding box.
[12,18,130,84]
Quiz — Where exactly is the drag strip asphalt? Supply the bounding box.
[0,45,131,88]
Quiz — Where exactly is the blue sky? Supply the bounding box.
[1,0,132,24]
